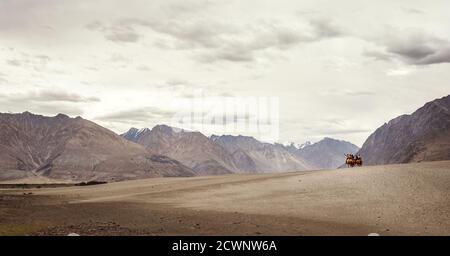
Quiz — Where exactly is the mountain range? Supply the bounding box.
[121,126,343,174]
[121,125,361,174]
[0,112,357,181]
[1,94,448,182]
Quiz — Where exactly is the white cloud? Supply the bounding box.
[386,67,415,76]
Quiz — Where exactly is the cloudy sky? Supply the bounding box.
[1,0,449,146]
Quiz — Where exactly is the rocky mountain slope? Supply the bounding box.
[0,112,195,181]
[210,135,312,172]
[357,95,450,165]
[122,125,239,175]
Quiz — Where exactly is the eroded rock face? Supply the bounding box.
[0,112,195,181]
[357,95,450,165]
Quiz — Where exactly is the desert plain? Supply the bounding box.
[1,160,449,236]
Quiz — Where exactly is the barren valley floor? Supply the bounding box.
[1,161,450,235]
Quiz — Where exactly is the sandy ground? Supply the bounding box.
[0,176,74,184]
[1,160,449,236]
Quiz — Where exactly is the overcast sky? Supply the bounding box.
[1,0,449,146]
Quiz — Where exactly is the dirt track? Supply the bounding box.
[1,161,450,235]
